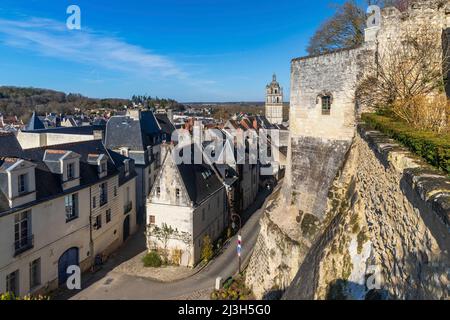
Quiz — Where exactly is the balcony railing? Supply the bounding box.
[14,235,34,257]
[124,202,133,215]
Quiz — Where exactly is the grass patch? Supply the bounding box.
[361,113,450,174]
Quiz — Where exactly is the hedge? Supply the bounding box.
[361,113,450,174]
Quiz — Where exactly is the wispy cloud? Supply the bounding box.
[0,17,187,79]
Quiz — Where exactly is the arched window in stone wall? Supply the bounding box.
[317,92,333,115]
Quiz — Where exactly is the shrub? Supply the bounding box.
[1,292,49,300]
[391,95,449,133]
[171,249,182,266]
[362,113,450,174]
[210,276,255,300]
[142,251,163,268]
[200,235,214,263]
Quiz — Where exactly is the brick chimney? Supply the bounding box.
[127,109,140,120]
[253,118,258,130]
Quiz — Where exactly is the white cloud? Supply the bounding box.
[0,17,187,79]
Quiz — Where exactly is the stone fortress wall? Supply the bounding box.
[246,0,450,300]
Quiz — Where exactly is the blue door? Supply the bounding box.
[58,247,79,285]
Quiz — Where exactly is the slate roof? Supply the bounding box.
[173,144,224,206]
[0,134,135,215]
[155,114,176,138]
[0,133,23,155]
[105,110,162,151]
[25,112,46,131]
[93,118,107,126]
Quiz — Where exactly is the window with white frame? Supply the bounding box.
[29,258,41,289]
[65,193,78,222]
[106,209,112,223]
[67,162,75,180]
[99,182,108,206]
[14,210,32,253]
[6,270,19,296]
[18,173,27,194]
[94,215,102,230]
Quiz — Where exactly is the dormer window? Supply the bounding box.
[1,158,37,208]
[87,153,107,179]
[100,162,107,174]
[43,150,81,190]
[18,173,27,194]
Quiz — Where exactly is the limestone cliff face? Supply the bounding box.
[246,126,449,300]
[245,139,355,299]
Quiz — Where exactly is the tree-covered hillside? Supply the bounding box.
[0,86,130,121]
[0,86,185,122]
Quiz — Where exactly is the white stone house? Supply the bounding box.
[0,134,137,297]
[146,143,227,267]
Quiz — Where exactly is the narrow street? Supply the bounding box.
[55,185,279,300]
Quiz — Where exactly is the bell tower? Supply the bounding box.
[265,74,283,124]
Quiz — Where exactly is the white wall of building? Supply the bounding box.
[0,174,137,297]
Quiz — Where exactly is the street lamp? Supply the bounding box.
[231,213,242,274]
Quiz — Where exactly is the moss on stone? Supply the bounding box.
[301,213,320,237]
[342,250,353,281]
[357,228,369,254]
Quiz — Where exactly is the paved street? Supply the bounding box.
[57,186,278,300]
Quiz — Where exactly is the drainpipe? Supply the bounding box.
[89,186,94,265]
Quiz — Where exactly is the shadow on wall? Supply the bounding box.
[444,29,450,98]
[262,289,285,300]
[326,279,389,300]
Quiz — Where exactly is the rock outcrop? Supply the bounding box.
[246,125,450,300]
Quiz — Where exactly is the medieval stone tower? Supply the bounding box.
[265,74,283,124]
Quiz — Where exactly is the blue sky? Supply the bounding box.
[0,0,351,102]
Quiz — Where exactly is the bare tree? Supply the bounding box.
[306,0,419,56]
[307,1,366,56]
[357,24,450,132]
